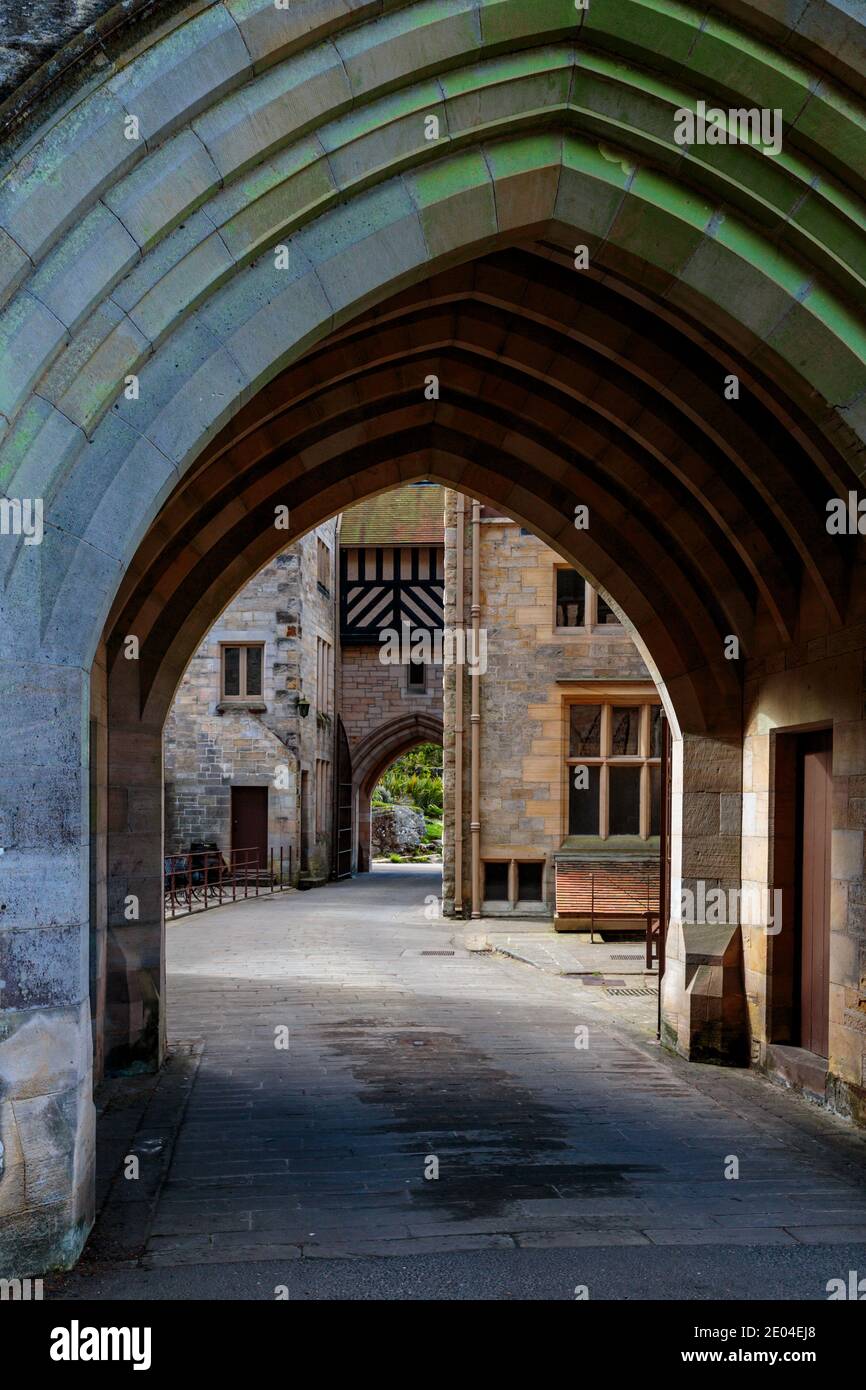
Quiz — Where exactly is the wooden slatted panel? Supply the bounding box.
[556,858,660,917]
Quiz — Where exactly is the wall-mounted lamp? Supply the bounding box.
[296,694,310,718]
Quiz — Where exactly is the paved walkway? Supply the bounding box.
[55,867,866,1298]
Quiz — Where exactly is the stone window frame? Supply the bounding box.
[316,634,333,715]
[563,689,663,840]
[553,564,622,633]
[315,756,330,836]
[482,857,547,906]
[317,536,331,595]
[219,641,266,704]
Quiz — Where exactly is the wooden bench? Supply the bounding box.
[555,857,661,967]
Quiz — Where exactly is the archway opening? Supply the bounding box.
[370,741,444,870]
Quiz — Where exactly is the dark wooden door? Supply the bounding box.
[231,786,268,869]
[798,731,832,1057]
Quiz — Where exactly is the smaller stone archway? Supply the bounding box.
[351,714,444,873]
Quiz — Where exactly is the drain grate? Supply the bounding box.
[610,952,643,960]
[604,985,655,997]
[421,950,455,957]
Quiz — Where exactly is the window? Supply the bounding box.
[566,701,662,838]
[556,568,585,628]
[484,861,509,900]
[317,538,331,594]
[483,859,546,905]
[221,644,264,701]
[407,656,426,690]
[517,861,544,902]
[315,758,329,835]
[316,637,332,714]
[555,568,621,629]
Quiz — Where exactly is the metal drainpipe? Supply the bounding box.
[470,499,482,919]
[454,495,465,914]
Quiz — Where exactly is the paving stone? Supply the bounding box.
[784,1225,866,1245]
[69,869,866,1274]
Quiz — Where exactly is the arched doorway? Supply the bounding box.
[1,0,865,1275]
[352,715,445,873]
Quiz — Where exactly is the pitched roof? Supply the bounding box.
[339,486,445,545]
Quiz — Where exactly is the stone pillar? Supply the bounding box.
[89,646,108,1082]
[0,662,95,1275]
[104,655,165,1074]
[442,491,461,914]
[660,727,748,1065]
[827,706,866,1123]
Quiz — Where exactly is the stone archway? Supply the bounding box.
[1,0,865,1276]
[351,713,445,873]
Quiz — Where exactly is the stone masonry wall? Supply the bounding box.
[443,492,652,916]
[164,522,337,881]
[340,644,443,756]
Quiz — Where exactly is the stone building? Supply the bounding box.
[164,482,655,904]
[338,486,445,872]
[442,493,659,919]
[163,486,447,881]
[163,522,337,885]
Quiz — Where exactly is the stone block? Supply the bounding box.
[834,720,866,777]
[298,179,428,320]
[113,312,247,466]
[0,770,83,848]
[0,289,66,422]
[225,0,380,69]
[0,1001,90,1101]
[215,142,336,262]
[107,4,250,145]
[38,300,150,435]
[0,87,138,260]
[105,128,222,250]
[0,882,88,985]
[406,148,497,260]
[125,227,236,346]
[335,0,480,98]
[833,828,864,882]
[0,227,30,311]
[13,1077,94,1211]
[45,414,178,570]
[28,202,139,331]
[195,43,351,179]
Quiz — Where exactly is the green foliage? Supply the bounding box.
[376,742,443,815]
[425,820,443,841]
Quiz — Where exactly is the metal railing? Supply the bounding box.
[164,845,291,917]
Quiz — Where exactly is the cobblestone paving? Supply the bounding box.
[76,867,866,1276]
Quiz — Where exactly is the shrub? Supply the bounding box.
[376,744,443,812]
